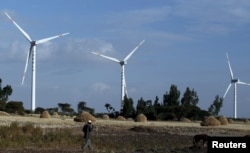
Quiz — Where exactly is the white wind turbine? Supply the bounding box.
[223,52,250,119]
[5,12,69,112]
[92,40,145,112]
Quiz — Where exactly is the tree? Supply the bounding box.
[163,85,180,106]
[104,103,111,113]
[208,95,223,116]
[58,103,74,115]
[78,101,87,113]
[181,87,199,106]
[0,78,13,102]
[5,101,25,115]
[122,95,135,117]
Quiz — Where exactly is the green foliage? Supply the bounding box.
[5,101,25,115]
[136,98,157,120]
[135,85,209,121]
[163,85,180,106]
[208,95,223,116]
[0,78,13,102]
[181,87,199,106]
[122,95,135,117]
[58,103,75,115]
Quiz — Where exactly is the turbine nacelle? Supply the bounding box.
[120,61,127,66]
[231,79,239,83]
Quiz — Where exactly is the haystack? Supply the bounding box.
[117,115,126,121]
[40,111,50,118]
[102,114,109,120]
[243,119,249,124]
[180,117,191,123]
[200,116,220,126]
[51,112,59,118]
[228,118,234,124]
[74,112,96,122]
[135,114,147,122]
[217,115,228,125]
[0,111,9,116]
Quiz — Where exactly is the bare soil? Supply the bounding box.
[0,115,250,153]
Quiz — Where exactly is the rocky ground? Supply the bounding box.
[0,115,249,153]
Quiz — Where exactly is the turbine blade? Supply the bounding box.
[22,47,33,84]
[237,81,250,86]
[91,52,120,63]
[223,83,232,98]
[36,32,69,44]
[5,12,32,42]
[226,53,234,79]
[124,40,145,61]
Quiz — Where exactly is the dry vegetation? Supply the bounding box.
[0,115,249,153]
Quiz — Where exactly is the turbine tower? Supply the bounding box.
[92,40,145,112]
[5,12,69,112]
[223,52,250,119]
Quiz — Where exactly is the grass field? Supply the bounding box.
[0,115,249,153]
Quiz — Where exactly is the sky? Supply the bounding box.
[0,0,250,118]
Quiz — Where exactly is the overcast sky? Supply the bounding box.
[1,0,250,118]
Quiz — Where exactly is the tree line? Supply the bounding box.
[1,77,223,120]
[106,84,223,121]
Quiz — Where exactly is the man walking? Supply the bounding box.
[82,120,94,151]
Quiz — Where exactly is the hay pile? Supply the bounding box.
[51,112,59,118]
[180,117,191,123]
[40,111,50,118]
[228,118,234,124]
[74,112,96,122]
[135,114,147,122]
[217,115,228,125]
[116,115,126,121]
[0,111,9,116]
[200,116,220,126]
[102,114,109,120]
[243,119,249,124]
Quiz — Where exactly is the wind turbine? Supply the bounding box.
[223,52,250,119]
[92,40,145,112]
[5,12,69,112]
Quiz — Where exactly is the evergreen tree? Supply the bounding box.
[163,85,180,106]
[122,95,135,117]
[181,87,199,106]
[208,95,223,116]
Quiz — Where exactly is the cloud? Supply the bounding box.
[92,82,110,93]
